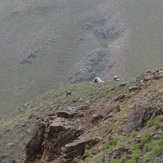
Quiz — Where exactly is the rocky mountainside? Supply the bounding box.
[0,68,162,163]
[1,0,163,118]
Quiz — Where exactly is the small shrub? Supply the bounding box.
[104,143,111,149]
[120,156,127,162]
[140,133,151,144]
[152,139,163,156]
[144,92,148,97]
[132,150,141,162]
[116,142,125,150]
[131,143,140,151]
[104,138,118,149]
[128,104,134,109]
[131,143,141,162]
[99,154,104,163]
[144,143,151,152]
[115,103,121,109]
[109,138,118,146]
[130,131,137,138]
[111,156,126,163]
[154,121,161,129]
[156,115,163,122]
[147,115,163,128]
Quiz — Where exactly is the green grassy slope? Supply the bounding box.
[0,77,162,163]
[0,79,136,163]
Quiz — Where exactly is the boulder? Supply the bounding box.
[126,92,163,134]
[91,112,105,124]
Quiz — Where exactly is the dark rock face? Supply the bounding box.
[126,92,163,134]
[24,106,100,163]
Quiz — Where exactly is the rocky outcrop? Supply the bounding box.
[136,67,163,88]
[126,92,163,134]
[25,106,100,163]
[113,68,163,102]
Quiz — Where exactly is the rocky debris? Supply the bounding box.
[6,143,14,149]
[113,68,163,102]
[91,112,105,124]
[76,105,90,111]
[66,91,72,97]
[57,107,85,118]
[126,92,163,134]
[25,105,103,163]
[136,67,163,88]
[103,147,131,163]
[104,153,110,163]
[112,93,127,102]
[0,155,10,163]
[107,113,114,118]
[128,86,139,91]
[119,82,127,87]
[28,114,35,120]
[153,154,163,163]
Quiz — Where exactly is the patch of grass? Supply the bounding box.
[126,160,136,163]
[132,150,141,162]
[92,126,97,132]
[121,115,127,122]
[128,104,134,109]
[0,146,4,153]
[109,138,118,146]
[140,132,151,144]
[130,131,137,138]
[99,154,104,163]
[116,142,125,150]
[131,143,141,162]
[143,92,148,97]
[152,139,163,156]
[84,155,93,163]
[103,138,118,149]
[147,115,163,128]
[111,156,127,163]
[115,103,121,109]
[143,152,152,163]
[144,143,151,152]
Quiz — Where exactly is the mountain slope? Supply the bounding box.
[0,68,162,163]
[0,0,163,119]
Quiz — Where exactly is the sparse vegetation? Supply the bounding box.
[143,152,152,163]
[0,74,163,163]
[152,139,163,156]
[130,131,137,138]
[140,132,151,144]
[147,115,163,128]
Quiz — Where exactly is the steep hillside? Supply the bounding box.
[0,0,163,118]
[0,68,162,163]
